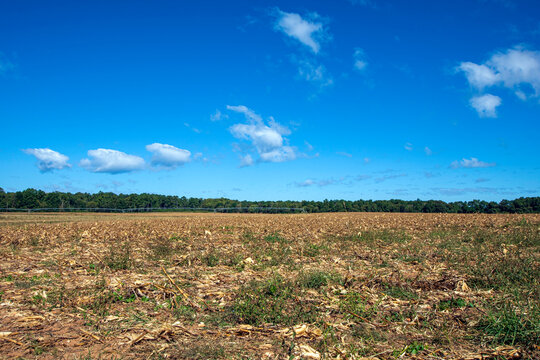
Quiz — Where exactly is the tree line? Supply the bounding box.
[0,188,539,213]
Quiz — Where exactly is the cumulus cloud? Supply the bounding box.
[450,157,496,169]
[458,46,540,99]
[146,143,191,168]
[80,149,145,174]
[470,94,502,117]
[22,148,71,172]
[353,48,368,71]
[274,10,326,53]
[227,105,298,165]
[458,62,499,90]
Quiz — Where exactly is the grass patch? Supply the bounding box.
[226,275,320,326]
[303,243,327,257]
[148,237,176,261]
[477,301,540,346]
[382,283,418,300]
[338,291,377,320]
[438,297,471,311]
[104,241,133,271]
[297,270,340,289]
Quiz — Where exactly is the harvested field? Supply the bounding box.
[0,212,539,359]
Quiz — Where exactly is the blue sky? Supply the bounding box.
[1,0,539,201]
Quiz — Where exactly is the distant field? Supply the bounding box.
[0,213,538,359]
[0,212,217,226]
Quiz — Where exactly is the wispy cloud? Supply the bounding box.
[239,154,254,167]
[336,151,352,158]
[470,94,501,117]
[210,109,228,121]
[404,142,413,151]
[375,173,407,183]
[424,146,433,155]
[227,105,299,165]
[22,148,71,172]
[295,175,363,187]
[146,143,191,168]
[347,0,378,7]
[183,122,201,133]
[80,149,145,174]
[295,58,333,87]
[353,48,368,72]
[475,178,490,183]
[450,157,496,169]
[0,53,15,75]
[356,174,372,181]
[433,187,504,196]
[226,105,263,122]
[274,10,327,53]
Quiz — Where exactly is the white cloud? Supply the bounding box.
[424,147,433,156]
[274,10,325,53]
[210,109,228,121]
[458,62,499,89]
[450,157,496,169]
[227,105,298,165]
[404,142,413,151]
[297,179,316,187]
[80,149,145,174]
[458,47,540,99]
[23,148,71,172]
[489,47,540,97]
[146,143,191,168]
[296,59,333,87]
[226,105,263,122]
[353,48,368,71]
[230,123,284,152]
[240,154,254,167]
[470,94,502,117]
[259,146,297,162]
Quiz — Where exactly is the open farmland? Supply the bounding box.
[0,212,539,360]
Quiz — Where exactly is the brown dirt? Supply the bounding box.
[0,212,538,359]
